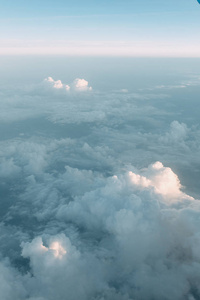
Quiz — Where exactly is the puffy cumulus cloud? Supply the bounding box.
[44,77,92,92]
[45,77,63,89]
[71,78,92,91]
[21,235,69,264]
[1,149,200,299]
[44,76,70,91]
[128,161,193,200]
[21,235,105,300]
[10,163,200,299]
[160,121,189,144]
[56,162,195,235]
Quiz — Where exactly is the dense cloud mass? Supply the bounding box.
[1,60,200,300]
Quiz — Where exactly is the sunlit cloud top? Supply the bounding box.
[1,0,200,56]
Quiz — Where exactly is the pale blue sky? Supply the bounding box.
[0,0,200,56]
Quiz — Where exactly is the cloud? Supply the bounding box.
[120,89,128,93]
[0,158,21,178]
[1,68,200,299]
[45,77,64,89]
[160,121,189,144]
[6,161,199,300]
[0,260,27,300]
[21,234,105,300]
[71,78,92,91]
[128,161,193,200]
[21,235,68,262]
[1,128,200,299]
[44,77,92,92]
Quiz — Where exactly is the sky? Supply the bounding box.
[1,0,200,56]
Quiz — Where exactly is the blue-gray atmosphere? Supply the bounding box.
[0,57,200,299]
[1,0,200,299]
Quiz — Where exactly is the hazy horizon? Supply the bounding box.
[1,0,200,56]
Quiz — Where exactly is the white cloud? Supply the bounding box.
[129,161,193,200]
[44,77,64,89]
[44,77,92,92]
[21,234,104,300]
[71,78,92,91]
[21,235,69,262]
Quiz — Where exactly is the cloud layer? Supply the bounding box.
[1,158,200,300]
[0,67,200,299]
